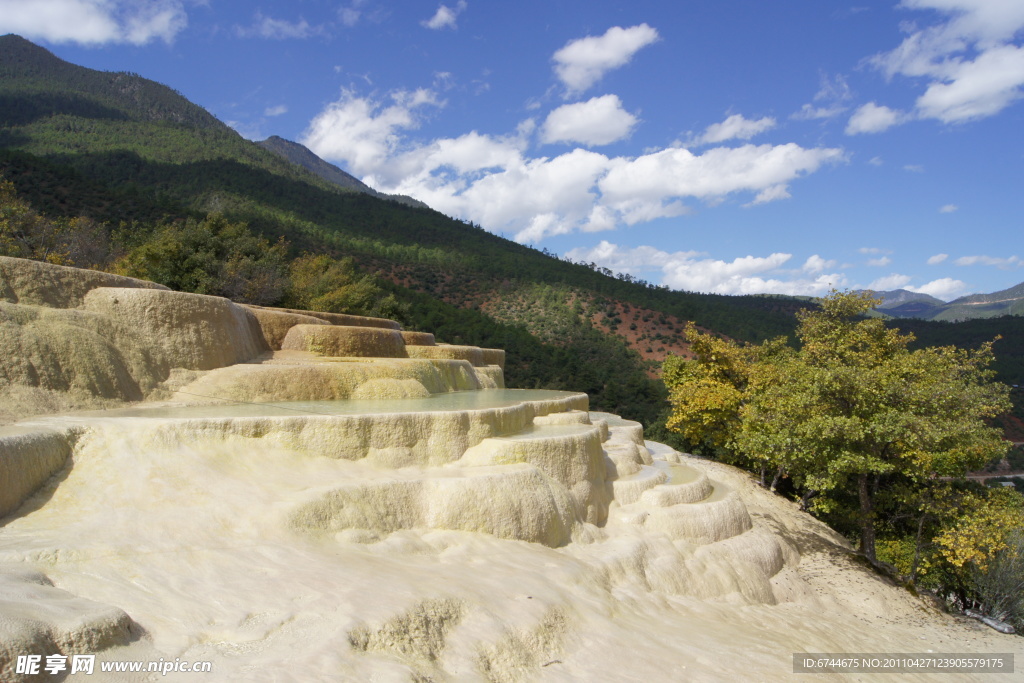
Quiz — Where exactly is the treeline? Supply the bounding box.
[0,177,666,425]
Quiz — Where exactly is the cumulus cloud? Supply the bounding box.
[927,253,949,264]
[954,254,1022,268]
[869,273,912,290]
[540,95,639,146]
[599,144,843,214]
[301,89,444,176]
[939,203,958,212]
[565,241,844,296]
[0,0,187,45]
[264,105,288,117]
[552,24,659,94]
[565,240,701,274]
[422,1,466,30]
[867,256,893,267]
[908,277,969,300]
[845,102,907,134]
[869,274,969,300]
[870,0,1024,123]
[803,254,838,273]
[690,114,776,146]
[303,89,844,243]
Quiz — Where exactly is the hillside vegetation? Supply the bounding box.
[2,32,1022,431]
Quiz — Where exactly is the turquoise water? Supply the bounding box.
[84,389,587,420]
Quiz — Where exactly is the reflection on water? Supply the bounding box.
[665,463,701,485]
[86,389,587,420]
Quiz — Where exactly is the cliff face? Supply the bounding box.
[0,256,1019,681]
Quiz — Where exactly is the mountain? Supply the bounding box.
[1,33,1022,417]
[256,135,427,209]
[868,282,1024,322]
[871,288,946,309]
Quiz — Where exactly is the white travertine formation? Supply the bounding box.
[0,255,168,308]
[0,256,1019,682]
[281,323,407,358]
[242,305,330,350]
[406,343,484,366]
[400,330,436,346]
[83,288,270,370]
[0,427,74,518]
[254,305,402,330]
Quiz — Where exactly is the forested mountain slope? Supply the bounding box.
[1,33,1021,427]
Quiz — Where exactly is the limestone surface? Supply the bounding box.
[0,255,1020,682]
[281,323,407,358]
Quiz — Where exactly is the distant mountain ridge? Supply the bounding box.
[867,282,1024,321]
[256,136,427,209]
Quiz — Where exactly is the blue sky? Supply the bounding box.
[3,0,1023,299]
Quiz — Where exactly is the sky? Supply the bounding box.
[2,0,1023,300]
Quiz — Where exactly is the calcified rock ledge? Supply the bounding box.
[0,256,1020,682]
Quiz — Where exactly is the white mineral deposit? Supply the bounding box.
[1,256,1020,681]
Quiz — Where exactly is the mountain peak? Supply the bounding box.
[257,136,428,209]
[1,34,225,130]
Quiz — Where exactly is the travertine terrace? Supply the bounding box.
[0,255,1019,681]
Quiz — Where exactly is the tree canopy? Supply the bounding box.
[664,290,1013,564]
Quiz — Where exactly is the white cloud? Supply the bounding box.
[939,203,958,212]
[745,184,791,206]
[867,256,893,267]
[859,247,891,254]
[690,114,776,146]
[338,0,371,27]
[903,164,925,172]
[845,102,907,134]
[540,95,639,146]
[301,88,443,176]
[599,144,844,208]
[870,0,1024,123]
[422,1,466,30]
[954,254,1022,268]
[793,104,848,120]
[915,44,1024,121]
[792,73,852,120]
[927,253,949,264]
[565,240,701,273]
[565,241,844,296]
[908,277,969,300]
[803,254,838,273]
[303,90,844,243]
[0,0,187,45]
[868,156,884,166]
[264,105,288,117]
[238,12,323,40]
[552,24,660,94]
[869,273,912,290]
